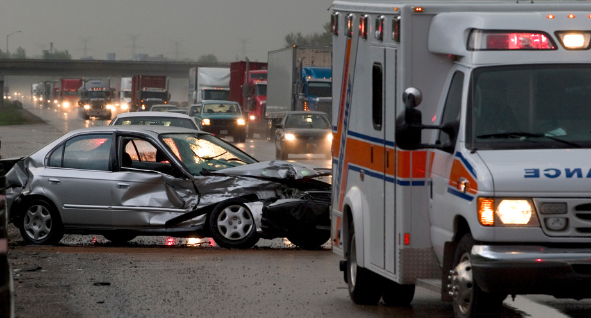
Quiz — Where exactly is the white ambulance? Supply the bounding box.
[330,1,591,317]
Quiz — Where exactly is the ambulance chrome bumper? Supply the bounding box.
[471,245,591,298]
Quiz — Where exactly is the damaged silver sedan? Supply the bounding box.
[2,126,331,249]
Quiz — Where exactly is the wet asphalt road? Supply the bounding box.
[3,101,591,317]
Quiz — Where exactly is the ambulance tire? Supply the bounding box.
[346,227,383,305]
[451,234,506,318]
[382,281,415,306]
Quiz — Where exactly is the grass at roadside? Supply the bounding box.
[0,101,45,125]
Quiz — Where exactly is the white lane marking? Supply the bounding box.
[504,296,569,318]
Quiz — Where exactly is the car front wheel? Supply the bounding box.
[19,199,64,245]
[208,199,260,249]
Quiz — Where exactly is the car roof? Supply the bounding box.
[65,125,205,137]
[284,111,329,116]
[113,111,191,119]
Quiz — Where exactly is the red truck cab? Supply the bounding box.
[229,61,268,139]
[60,78,83,109]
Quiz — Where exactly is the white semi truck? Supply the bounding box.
[188,67,230,104]
[330,1,591,317]
[119,77,132,111]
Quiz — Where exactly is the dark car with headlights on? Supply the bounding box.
[1,126,331,250]
[275,111,332,160]
[195,100,246,143]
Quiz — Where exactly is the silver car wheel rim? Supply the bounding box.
[23,205,52,241]
[216,205,254,241]
[450,252,473,315]
[350,234,357,288]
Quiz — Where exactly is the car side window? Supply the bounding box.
[47,144,64,167]
[438,71,464,145]
[61,134,112,171]
[120,137,176,176]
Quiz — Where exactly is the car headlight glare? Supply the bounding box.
[121,103,129,110]
[63,101,70,108]
[202,118,211,126]
[84,104,90,109]
[327,133,333,141]
[285,133,296,141]
[106,104,113,110]
[237,118,246,125]
[249,115,256,120]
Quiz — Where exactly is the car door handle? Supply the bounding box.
[48,178,60,184]
[117,183,130,189]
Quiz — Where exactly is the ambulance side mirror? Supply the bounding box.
[396,88,424,150]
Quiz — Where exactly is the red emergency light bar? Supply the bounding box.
[331,12,340,36]
[468,30,556,50]
[347,13,355,38]
[359,15,368,39]
[375,15,385,41]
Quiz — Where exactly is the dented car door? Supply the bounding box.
[110,135,198,228]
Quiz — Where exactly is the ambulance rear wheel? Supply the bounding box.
[346,226,383,305]
[382,281,415,306]
[451,234,505,318]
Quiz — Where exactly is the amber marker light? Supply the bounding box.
[414,7,424,12]
[478,198,495,226]
[547,14,555,19]
[568,14,576,19]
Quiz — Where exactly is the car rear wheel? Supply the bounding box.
[19,199,64,245]
[208,199,260,249]
[103,232,136,244]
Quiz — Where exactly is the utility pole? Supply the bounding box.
[236,37,252,60]
[169,40,185,60]
[80,38,92,57]
[6,30,21,54]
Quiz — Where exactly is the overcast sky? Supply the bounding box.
[0,0,334,62]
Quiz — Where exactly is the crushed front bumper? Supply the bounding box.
[471,245,591,298]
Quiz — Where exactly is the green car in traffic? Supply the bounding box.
[195,100,247,143]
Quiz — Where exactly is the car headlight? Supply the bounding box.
[121,103,129,110]
[106,104,114,110]
[477,198,539,227]
[63,101,70,108]
[327,133,333,141]
[84,105,90,110]
[285,133,296,141]
[249,115,256,121]
[202,118,211,126]
[54,100,58,103]
[237,118,246,125]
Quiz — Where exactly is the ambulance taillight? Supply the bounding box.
[331,12,340,35]
[359,15,369,39]
[375,16,385,41]
[347,13,355,38]
[392,16,401,42]
[468,30,556,50]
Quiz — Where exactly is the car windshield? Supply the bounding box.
[189,106,201,116]
[308,82,331,97]
[63,91,77,96]
[468,64,591,150]
[123,91,132,98]
[151,106,178,112]
[203,90,230,100]
[284,114,330,129]
[203,103,241,114]
[160,133,256,175]
[250,73,267,80]
[86,91,109,99]
[114,117,197,129]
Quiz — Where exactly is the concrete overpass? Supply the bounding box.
[0,59,230,78]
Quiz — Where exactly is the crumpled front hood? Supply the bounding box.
[211,160,331,181]
[478,149,591,194]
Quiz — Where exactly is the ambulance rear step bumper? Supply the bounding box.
[416,279,441,293]
[471,245,591,298]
